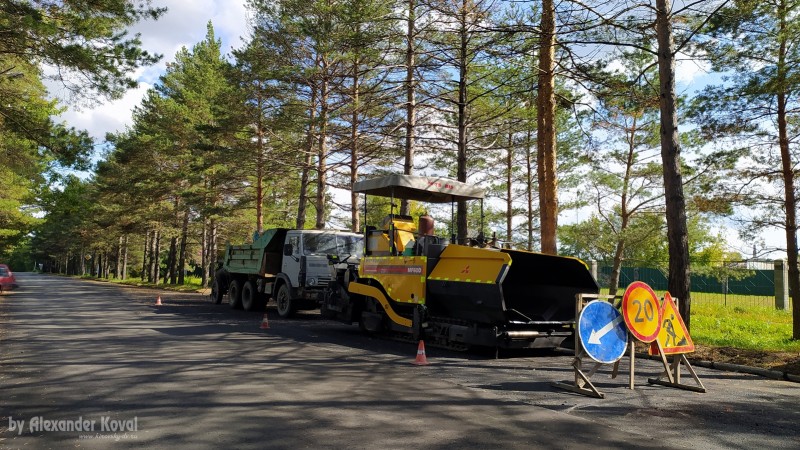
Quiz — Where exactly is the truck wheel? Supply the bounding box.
[228,279,243,309]
[275,284,295,318]
[211,279,225,304]
[241,281,258,311]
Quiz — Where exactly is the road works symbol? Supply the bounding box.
[578,300,628,364]
[622,281,662,343]
[648,292,695,355]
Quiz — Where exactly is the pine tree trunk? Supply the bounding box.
[656,0,691,328]
[178,210,189,285]
[506,133,513,244]
[103,250,110,279]
[456,3,469,244]
[148,230,155,283]
[297,81,318,229]
[401,0,417,217]
[525,129,534,251]
[201,218,209,286]
[142,231,149,282]
[80,248,86,275]
[256,97,265,233]
[775,1,800,339]
[537,0,558,255]
[609,239,626,298]
[204,219,217,289]
[168,236,178,285]
[351,60,361,233]
[316,58,330,230]
[116,236,123,279]
[122,235,128,281]
[153,229,161,285]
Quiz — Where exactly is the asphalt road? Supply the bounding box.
[1,273,799,449]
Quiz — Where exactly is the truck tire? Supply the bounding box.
[211,279,225,304]
[275,283,295,318]
[241,281,258,311]
[228,279,243,309]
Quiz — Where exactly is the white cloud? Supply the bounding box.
[675,51,711,85]
[57,83,152,140]
[52,1,249,141]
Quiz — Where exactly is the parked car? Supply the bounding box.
[0,264,18,292]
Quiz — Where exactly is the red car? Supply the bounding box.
[0,264,18,292]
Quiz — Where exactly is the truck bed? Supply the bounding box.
[223,228,289,276]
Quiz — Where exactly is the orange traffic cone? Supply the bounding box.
[412,340,429,365]
[155,296,162,306]
[260,313,270,329]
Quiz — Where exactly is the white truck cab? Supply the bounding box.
[213,228,363,317]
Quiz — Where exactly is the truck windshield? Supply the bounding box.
[303,234,364,258]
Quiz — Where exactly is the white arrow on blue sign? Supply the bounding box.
[578,300,628,364]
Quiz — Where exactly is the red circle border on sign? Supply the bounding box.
[621,281,662,343]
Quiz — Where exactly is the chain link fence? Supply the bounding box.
[593,260,793,310]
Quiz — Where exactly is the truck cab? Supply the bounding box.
[212,229,363,317]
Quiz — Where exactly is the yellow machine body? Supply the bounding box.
[428,245,510,284]
[366,215,417,256]
[350,244,511,330]
[357,255,427,306]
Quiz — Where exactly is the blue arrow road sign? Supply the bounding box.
[578,300,628,364]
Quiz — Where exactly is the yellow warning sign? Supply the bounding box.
[648,292,695,355]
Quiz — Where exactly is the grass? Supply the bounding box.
[690,303,800,352]
[597,288,799,352]
[80,274,208,293]
[650,291,799,352]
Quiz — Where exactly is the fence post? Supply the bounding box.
[591,260,598,281]
[774,259,789,311]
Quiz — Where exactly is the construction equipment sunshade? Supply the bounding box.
[353,174,485,203]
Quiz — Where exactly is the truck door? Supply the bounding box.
[282,232,302,288]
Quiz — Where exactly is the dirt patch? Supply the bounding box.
[630,341,800,376]
[689,345,800,376]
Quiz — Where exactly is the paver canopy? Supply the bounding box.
[353,174,485,203]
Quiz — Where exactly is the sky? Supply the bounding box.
[48,0,787,259]
[51,0,250,144]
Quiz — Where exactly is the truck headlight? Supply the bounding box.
[308,277,317,286]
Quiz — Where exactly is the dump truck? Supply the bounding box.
[321,174,600,350]
[211,228,364,316]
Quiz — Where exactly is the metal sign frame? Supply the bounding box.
[552,293,635,399]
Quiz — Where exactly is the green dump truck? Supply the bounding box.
[211,228,364,317]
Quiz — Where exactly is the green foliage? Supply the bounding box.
[692,302,800,352]
[0,166,40,257]
[30,176,95,270]
[0,1,165,267]
[0,0,165,100]
[689,0,800,243]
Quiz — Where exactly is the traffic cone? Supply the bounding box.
[155,296,162,306]
[412,340,429,365]
[260,313,270,329]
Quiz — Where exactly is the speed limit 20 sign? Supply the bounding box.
[621,281,662,342]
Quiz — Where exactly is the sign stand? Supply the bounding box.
[611,337,636,390]
[552,294,628,399]
[647,341,706,393]
[554,287,706,399]
[646,296,706,393]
